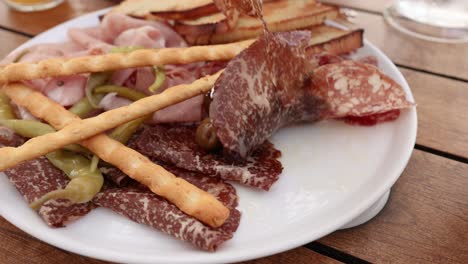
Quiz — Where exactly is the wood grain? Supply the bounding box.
[0,0,115,36]
[242,247,341,264]
[343,11,468,80]
[0,218,107,264]
[320,150,468,263]
[400,68,468,158]
[0,215,338,264]
[0,29,29,58]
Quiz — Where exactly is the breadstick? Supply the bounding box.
[2,82,229,228]
[0,71,221,171]
[0,40,252,83]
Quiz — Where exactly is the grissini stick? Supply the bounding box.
[0,40,252,83]
[1,73,228,228]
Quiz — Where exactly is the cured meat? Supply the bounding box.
[43,75,88,106]
[209,31,325,158]
[209,32,413,157]
[94,165,240,251]
[310,60,413,119]
[38,199,95,228]
[0,130,94,227]
[99,93,133,111]
[132,125,283,190]
[343,109,400,126]
[108,61,227,124]
[0,127,25,148]
[308,52,344,68]
[100,13,187,48]
[99,166,131,186]
[357,55,379,67]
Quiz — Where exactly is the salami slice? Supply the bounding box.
[210,31,326,158]
[132,124,283,190]
[343,109,401,126]
[310,60,413,120]
[0,127,94,227]
[93,166,240,251]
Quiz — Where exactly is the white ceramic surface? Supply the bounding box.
[0,9,417,264]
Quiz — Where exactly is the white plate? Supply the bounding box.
[0,9,417,264]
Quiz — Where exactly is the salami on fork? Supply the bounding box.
[208,32,414,158]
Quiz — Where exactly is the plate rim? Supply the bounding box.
[0,8,418,264]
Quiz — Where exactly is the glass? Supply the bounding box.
[3,0,64,12]
[384,0,468,43]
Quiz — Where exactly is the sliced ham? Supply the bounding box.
[99,93,133,111]
[101,13,187,47]
[0,42,84,65]
[43,75,88,106]
[12,104,39,121]
[2,12,207,123]
[114,26,167,48]
[131,124,283,190]
[109,62,223,123]
[68,27,113,53]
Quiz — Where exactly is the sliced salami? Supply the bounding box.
[93,166,240,251]
[0,128,94,227]
[343,109,401,126]
[310,60,413,119]
[209,31,326,158]
[132,125,283,190]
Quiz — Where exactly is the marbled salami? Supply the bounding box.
[132,124,283,190]
[310,60,413,120]
[210,31,327,158]
[1,131,94,227]
[93,166,240,251]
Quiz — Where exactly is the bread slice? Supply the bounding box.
[306,26,364,55]
[110,0,217,19]
[175,1,339,45]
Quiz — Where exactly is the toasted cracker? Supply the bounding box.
[178,1,338,44]
[0,40,252,83]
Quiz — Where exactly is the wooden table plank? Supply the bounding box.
[320,149,468,263]
[0,216,339,264]
[0,29,29,58]
[0,218,106,264]
[343,11,468,80]
[0,0,115,36]
[243,247,341,264]
[401,68,468,159]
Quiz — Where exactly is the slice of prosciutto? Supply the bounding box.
[94,166,240,251]
[0,128,94,227]
[131,125,283,190]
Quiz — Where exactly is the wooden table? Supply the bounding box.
[1,1,467,263]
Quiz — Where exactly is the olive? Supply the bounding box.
[196,118,220,151]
